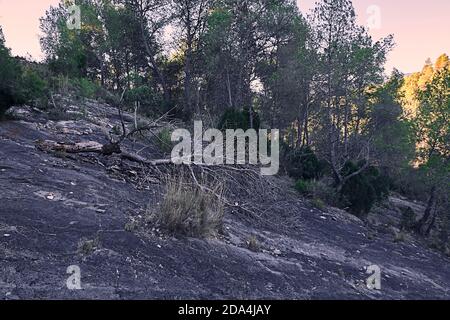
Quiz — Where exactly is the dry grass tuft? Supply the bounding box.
[78,237,101,255]
[153,176,225,238]
[246,235,260,252]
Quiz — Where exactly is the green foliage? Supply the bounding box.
[157,128,174,154]
[294,179,310,195]
[284,146,325,181]
[72,78,99,99]
[49,76,99,99]
[401,54,449,117]
[41,1,104,78]
[0,38,49,118]
[125,85,164,116]
[369,71,416,170]
[340,161,390,217]
[0,42,21,118]
[20,67,49,104]
[392,167,429,201]
[414,67,450,163]
[218,109,260,131]
[401,207,417,231]
[294,178,340,209]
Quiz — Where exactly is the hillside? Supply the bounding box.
[1,98,449,300]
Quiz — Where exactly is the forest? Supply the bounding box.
[0,0,449,252]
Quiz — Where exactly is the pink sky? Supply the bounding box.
[0,0,449,73]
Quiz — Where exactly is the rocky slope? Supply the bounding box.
[1,98,449,300]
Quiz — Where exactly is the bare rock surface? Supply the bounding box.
[1,101,449,300]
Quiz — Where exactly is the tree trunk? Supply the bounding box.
[425,206,438,237]
[416,186,437,235]
[184,43,194,114]
[138,15,170,104]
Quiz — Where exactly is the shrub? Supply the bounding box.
[0,42,21,118]
[73,78,100,99]
[19,67,49,105]
[77,237,101,255]
[218,108,260,131]
[308,179,340,206]
[311,198,326,211]
[394,230,406,243]
[295,178,340,208]
[391,167,430,202]
[294,179,310,195]
[400,206,417,231]
[51,74,71,94]
[155,177,224,238]
[156,128,173,154]
[125,85,164,116]
[340,161,391,217]
[284,146,326,181]
[0,45,49,118]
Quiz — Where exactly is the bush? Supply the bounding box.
[50,74,71,94]
[125,85,164,116]
[218,108,260,131]
[308,179,340,206]
[155,177,224,238]
[294,179,310,195]
[295,178,339,208]
[20,67,49,105]
[0,42,21,118]
[0,45,49,118]
[156,128,173,154]
[400,207,417,231]
[311,198,326,211]
[284,146,326,181]
[394,230,407,243]
[72,78,100,99]
[340,161,390,217]
[77,237,101,256]
[391,167,430,202]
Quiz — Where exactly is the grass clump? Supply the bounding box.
[78,237,101,255]
[294,179,310,195]
[246,235,260,252]
[394,230,407,243]
[294,178,337,211]
[311,198,326,211]
[154,177,224,238]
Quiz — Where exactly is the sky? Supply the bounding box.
[0,0,449,73]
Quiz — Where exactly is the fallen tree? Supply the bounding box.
[36,139,173,165]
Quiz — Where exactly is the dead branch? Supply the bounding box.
[36,140,121,156]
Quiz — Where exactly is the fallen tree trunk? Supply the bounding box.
[36,139,267,171]
[35,139,280,221]
[37,140,121,156]
[36,140,170,165]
